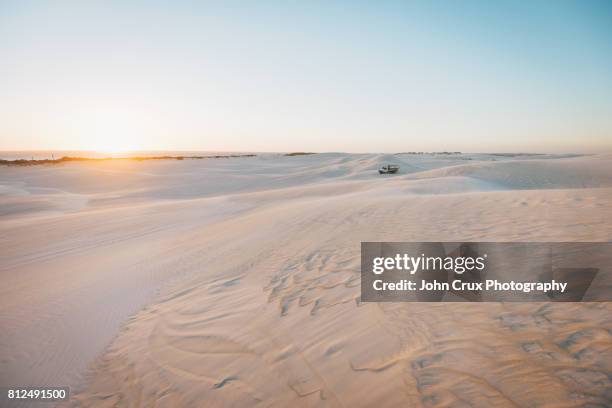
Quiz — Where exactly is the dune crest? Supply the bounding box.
[1,153,611,407]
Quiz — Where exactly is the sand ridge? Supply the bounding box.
[1,153,611,407]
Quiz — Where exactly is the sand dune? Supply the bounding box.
[1,153,611,407]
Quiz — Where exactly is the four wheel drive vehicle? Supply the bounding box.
[378,164,399,174]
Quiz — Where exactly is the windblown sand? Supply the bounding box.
[1,153,611,407]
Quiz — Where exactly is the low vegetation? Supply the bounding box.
[0,154,256,166]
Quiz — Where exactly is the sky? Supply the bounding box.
[1,1,611,153]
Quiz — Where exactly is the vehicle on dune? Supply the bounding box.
[378,164,399,174]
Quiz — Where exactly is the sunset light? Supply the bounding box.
[1,2,611,407]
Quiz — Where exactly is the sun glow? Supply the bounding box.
[66,104,155,153]
[96,146,138,155]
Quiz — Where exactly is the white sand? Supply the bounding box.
[1,153,611,406]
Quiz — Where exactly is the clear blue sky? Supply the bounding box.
[1,1,611,152]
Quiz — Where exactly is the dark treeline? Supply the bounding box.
[0,154,257,166]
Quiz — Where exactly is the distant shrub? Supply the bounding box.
[285,152,316,156]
